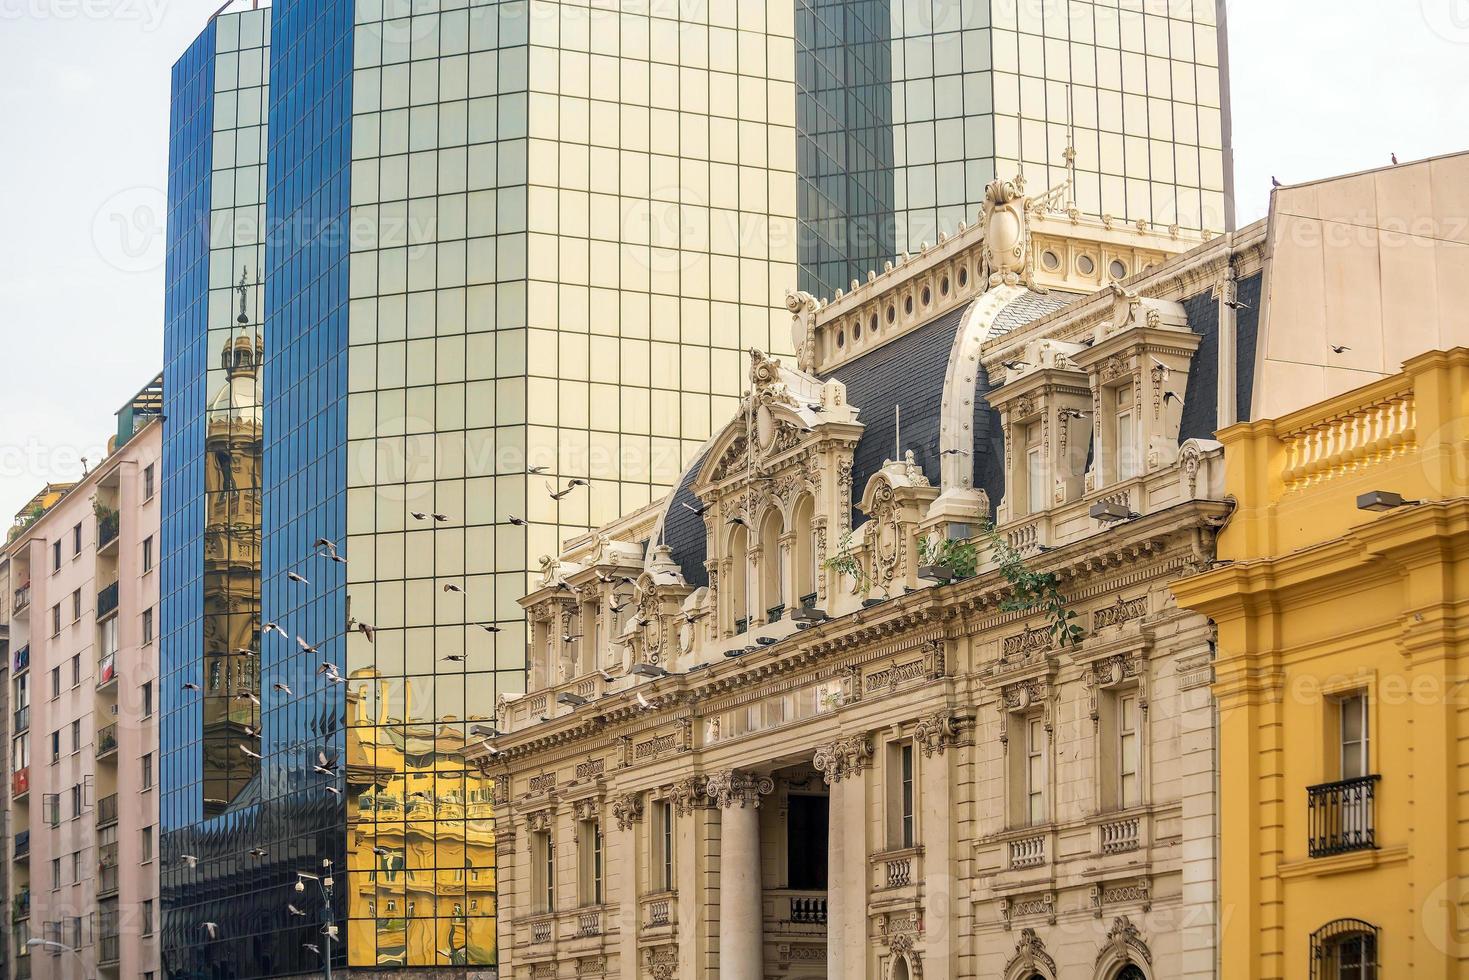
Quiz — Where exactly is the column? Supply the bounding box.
[706,770,772,977]
[611,793,643,978]
[815,735,874,979]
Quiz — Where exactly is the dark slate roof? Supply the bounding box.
[1178,270,1263,442]
[822,302,973,528]
[990,289,1085,337]
[663,450,710,588]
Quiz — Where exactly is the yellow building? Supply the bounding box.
[1172,347,1469,979]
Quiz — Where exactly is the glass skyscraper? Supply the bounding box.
[160,1,1229,975]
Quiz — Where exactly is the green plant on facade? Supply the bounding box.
[977,518,1086,648]
[822,529,871,596]
[916,534,981,579]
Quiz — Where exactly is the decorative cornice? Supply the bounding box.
[704,770,775,809]
[812,735,874,784]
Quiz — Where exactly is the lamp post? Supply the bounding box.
[297,859,338,980]
[26,938,87,980]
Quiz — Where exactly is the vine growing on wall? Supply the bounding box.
[978,518,1085,648]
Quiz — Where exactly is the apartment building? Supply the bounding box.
[3,380,163,980]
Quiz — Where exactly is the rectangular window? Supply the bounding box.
[579,819,603,906]
[141,752,153,790]
[142,608,154,645]
[142,681,153,718]
[70,851,80,884]
[1118,692,1140,808]
[71,589,81,622]
[886,741,917,849]
[72,523,81,555]
[142,535,154,572]
[50,858,60,890]
[50,667,60,699]
[52,540,61,571]
[42,793,59,827]
[653,799,675,891]
[1026,716,1046,826]
[49,731,59,764]
[71,655,80,687]
[70,720,80,754]
[1339,693,1369,779]
[143,464,155,500]
[71,784,82,819]
[533,831,555,913]
[141,826,154,863]
[50,604,61,635]
[142,899,154,936]
[1115,385,1139,480]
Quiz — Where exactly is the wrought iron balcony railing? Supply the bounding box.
[1307,774,1380,857]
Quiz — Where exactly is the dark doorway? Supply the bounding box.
[787,794,829,889]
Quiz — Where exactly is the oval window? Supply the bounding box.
[1077,254,1096,275]
[1041,250,1061,271]
[1109,258,1128,280]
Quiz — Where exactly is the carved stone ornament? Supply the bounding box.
[644,944,678,980]
[705,770,775,809]
[1097,915,1153,969]
[610,793,644,831]
[913,713,960,758]
[786,290,821,373]
[669,775,711,816]
[812,735,874,784]
[1006,928,1057,979]
[571,798,600,824]
[982,175,1040,290]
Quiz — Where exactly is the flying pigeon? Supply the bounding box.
[286,571,309,586]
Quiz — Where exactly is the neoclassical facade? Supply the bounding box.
[481,176,1268,979]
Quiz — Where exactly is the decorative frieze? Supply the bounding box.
[812,735,874,784]
[1093,593,1148,631]
[634,732,678,760]
[575,758,606,780]
[1091,877,1152,917]
[1001,624,1053,662]
[1000,891,1056,929]
[528,772,557,794]
[705,770,774,809]
[644,944,679,980]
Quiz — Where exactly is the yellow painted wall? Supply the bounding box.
[1173,348,1469,979]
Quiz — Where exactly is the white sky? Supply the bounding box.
[2,0,1468,522]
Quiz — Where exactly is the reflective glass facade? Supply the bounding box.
[161,2,1229,976]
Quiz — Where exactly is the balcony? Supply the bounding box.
[97,792,118,827]
[1308,774,1380,858]
[15,830,29,859]
[640,891,676,933]
[12,767,30,800]
[575,909,602,938]
[97,581,119,620]
[96,723,119,760]
[97,510,120,551]
[12,890,29,922]
[786,893,827,925]
[13,584,30,615]
[13,705,28,733]
[12,644,29,672]
[1008,833,1047,870]
[1099,815,1142,854]
[528,915,552,945]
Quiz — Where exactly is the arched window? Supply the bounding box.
[1112,967,1146,980]
[759,509,783,619]
[1311,919,1378,979]
[791,495,816,606]
[890,956,911,980]
[729,524,750,633]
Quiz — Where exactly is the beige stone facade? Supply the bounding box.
[478,175,1273,979]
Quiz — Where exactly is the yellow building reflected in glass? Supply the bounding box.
[344,672,496,967]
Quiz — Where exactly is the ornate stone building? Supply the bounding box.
[478,175,1270,979]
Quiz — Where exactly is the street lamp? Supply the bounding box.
[297,859,338,980]
[26,938,87,978]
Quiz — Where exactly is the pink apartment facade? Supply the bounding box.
[4,410,162,980]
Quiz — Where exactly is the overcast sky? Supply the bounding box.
[2,0,1468,523]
